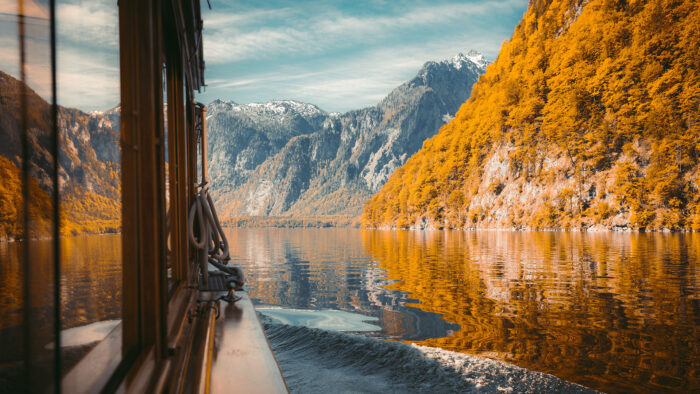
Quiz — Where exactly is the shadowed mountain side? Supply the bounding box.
[206,52,487,219]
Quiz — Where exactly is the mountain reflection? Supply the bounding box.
[361,230,700,392]
[225,228,458,340]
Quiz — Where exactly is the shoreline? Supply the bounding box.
[0,231,120,243]
[2,224,696,243]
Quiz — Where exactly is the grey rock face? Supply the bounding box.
[0,70,120,199]
[206,52,488,217]
[206,99,327,196]
[57,106,121,198]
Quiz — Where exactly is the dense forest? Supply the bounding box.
[364,0,699,231]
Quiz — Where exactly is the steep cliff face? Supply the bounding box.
[363,0,699,231]
[206,100,328,197]
[206,52,487,218]
[0,71,120,238]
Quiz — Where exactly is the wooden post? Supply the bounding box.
[118,0,168,359]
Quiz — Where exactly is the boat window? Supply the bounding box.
[2,0,207,390]
[0,1,59,392]
[0,0,122,391]
[55,0,123,387]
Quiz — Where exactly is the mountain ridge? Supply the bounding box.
[207,51,488,219]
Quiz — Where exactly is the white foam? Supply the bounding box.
[257,307,380,332]
[261,318,595,393]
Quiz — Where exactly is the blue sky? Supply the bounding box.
[0,0,527,112]
[200,0,528,112]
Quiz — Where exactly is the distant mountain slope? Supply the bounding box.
[363,0,699,231]
[207,51,487,218]
[0,71,120,238]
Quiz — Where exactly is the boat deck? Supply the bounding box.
[210,292,288,393]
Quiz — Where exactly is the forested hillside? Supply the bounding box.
[364,0,699,231]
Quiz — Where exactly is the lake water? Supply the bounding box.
[227,228,699,393]
[1,229,698,392]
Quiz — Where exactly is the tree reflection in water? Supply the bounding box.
[361,230,699,393]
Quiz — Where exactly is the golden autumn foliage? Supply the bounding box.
[0,70,121,240]
[0,156,53,239]
[363,0,699,231]
[0,156,120,239]
[60,188,121,236]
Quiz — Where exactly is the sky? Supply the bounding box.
[0,0,528,112]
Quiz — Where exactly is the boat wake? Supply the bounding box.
[257,307,381,332]
[261,314,594,393]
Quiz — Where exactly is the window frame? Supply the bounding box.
[61,0,207,391]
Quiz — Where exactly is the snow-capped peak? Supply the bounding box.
[89,105,121,117]
[208,98,326,120]
[450,50,488,70]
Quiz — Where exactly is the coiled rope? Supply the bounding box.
[188,185,244,291]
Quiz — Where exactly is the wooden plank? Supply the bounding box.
[175,70,190,283]
[199,104,207,184]
[210,293,289,394]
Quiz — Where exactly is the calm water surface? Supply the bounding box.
[1,229,698,392]
[226,228,700,393]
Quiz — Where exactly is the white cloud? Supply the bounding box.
[211,71,325,90]
[0,25,54,100]
[55,0,119,109]
[56,46,119,109]
[0,35,19,74]
[205,27,314,64]
[0,1,119,109]
[56,1,118,49]
[203,7,296,29]
[202,0,524,64]
[206,38,491,112]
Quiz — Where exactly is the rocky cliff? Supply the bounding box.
[206,51,487,218]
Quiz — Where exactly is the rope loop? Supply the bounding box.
[188,188,242,293]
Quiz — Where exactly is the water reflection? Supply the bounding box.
[225,228,458,341]
[0,235,121,365]
[2,229,697,392]
[361,230,700,393]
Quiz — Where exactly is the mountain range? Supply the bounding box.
[206,51,487,219]
[0,51,487,236]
